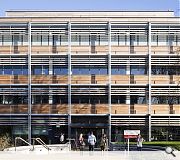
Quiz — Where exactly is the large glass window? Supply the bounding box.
[32,66,49,75]
[53,66,68,75]
[3,35,12,46]
[80,35,89,45]
[13,35,22,46]
[152,96,180,104]
[13,96,28,104]
[131,65,147,75]
[32,34,41,46]
[72,67,108,75]
[130,96,147,104]
[33,95,49,104]
[111,95,126,104]
[139,35,148,46]
[0,66,3,74]
[52,95,68,104]
[111,66,126,75]
[13,66,22,75]
[152,66,180,75]
[4,66,12,75]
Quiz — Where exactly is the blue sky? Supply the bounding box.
[0,0,179,16]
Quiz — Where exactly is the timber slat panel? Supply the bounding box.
[111,75,129,84]
[151,75,170,84]
[111,104,129,114]
[151,105,170,114]
[134,104,148,114]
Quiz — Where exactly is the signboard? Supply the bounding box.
[124,130,140,139]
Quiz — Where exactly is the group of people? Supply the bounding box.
[79,131,108,151]
[61,132,144,151]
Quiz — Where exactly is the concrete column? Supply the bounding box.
[148,22,152,141]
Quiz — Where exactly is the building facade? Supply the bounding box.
[0,11,179,144]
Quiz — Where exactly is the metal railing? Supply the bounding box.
[32,138,51,151]
[15,137,51,151]
[15,137,32,151]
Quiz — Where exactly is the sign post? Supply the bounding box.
[124,130,140,154]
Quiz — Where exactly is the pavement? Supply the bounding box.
[0,151,180,160]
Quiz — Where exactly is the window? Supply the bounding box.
[152,66,180,75]
[22,66,28,75]
[32,66,42,75]
[4,66,12,75]
[0,35,3,46]
[13,66,22,75]
[13,35,22,46]
[71,34,80,45]
[34,95,49,104]
[3,35,12,46]
[158,35,167,46]
[111,96,126,104]
[80,35,89,45]
[32,66,49,75]
[52,35,60,46]
[111,34,118,45]
[139,35,147,46]
[61,35,68,45]
[152,35,158,46]
[100,35,108,45]
[130,96,147,104]
[119,34,126,45]
[41,35,49,46]
[111,66,126,75]
[13,96,28,104]
[32,34,41,46]
[53,66,68,75]
[131,65,147,75]
[0,66,3,74]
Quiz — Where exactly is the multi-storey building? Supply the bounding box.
[0,11,179,144]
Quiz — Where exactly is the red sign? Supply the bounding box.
[124,130,140,139]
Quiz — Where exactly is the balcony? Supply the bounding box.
[32,104,68,114]
[31,75,68,84]
[0,105,28,114]
[71,104,109,114]
[151,75,180,84]
[0,46,28,54]
[0,75,28,84]
[31,46,68,54]
[71,75,108,84]
[152,104,180,114]
[111,104,129,114]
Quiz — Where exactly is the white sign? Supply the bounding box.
[124,130,140,139]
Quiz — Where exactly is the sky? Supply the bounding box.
[0,0,179,16]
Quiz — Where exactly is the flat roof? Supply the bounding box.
[5,10,175,18]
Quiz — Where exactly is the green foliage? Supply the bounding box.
[143,141,180,151]
[113,141,180,151]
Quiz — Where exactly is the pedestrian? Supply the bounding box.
[137,134,144,151]
[60,133,64,143]
[100,134,107,151]
[79,133,85,152]
[88,131,96,151]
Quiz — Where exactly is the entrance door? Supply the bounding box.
[72,127,108,147]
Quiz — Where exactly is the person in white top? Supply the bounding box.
[88,131,96,151]
[137,134,144,151]
[60,133,64,143]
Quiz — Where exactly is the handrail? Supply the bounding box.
[15,137,31,151]
[32,138,51,151]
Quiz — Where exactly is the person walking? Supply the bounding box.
[137,134,144,151]
[79,133,85,152]
[88,131,96,151]
[100,134,107,151]
[60,133,64,144]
